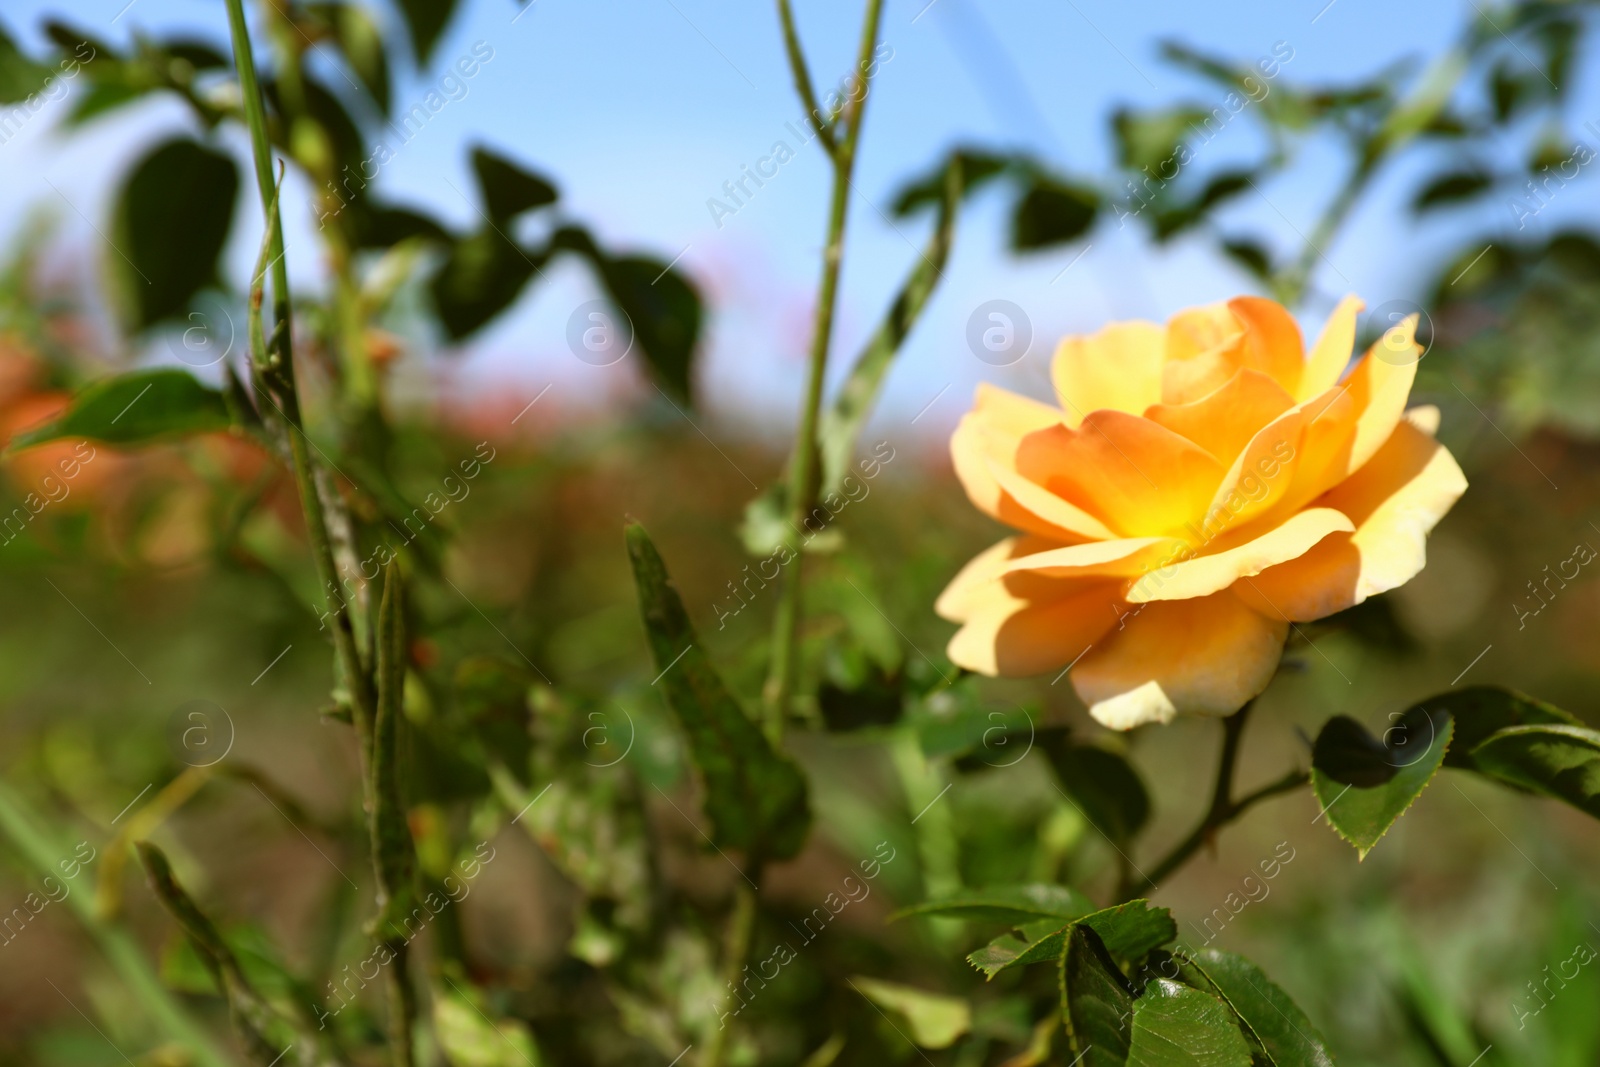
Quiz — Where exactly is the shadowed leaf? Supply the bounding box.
[625,522,810,860]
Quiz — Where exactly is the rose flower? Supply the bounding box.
[937,296,1466,729]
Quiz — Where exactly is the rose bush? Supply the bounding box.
[938,295,1467,728]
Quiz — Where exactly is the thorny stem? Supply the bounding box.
[1117,701,1310,902]
[224,0,373,726]
[225,4,412,1064]
[762,0,886,745]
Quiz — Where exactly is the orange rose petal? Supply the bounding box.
[1197,404,1308,536]
[1166,303,1243,361]
[1232,418,1466,621]
[1072,592,1288,729]
[1018,411,1225,539]
[1000,535,1185,580]
[984,458,1119,542]
[1126,506,1353,603]
[1343,315,1421,476]
[1050,320,1166,427]
[1227,295,1305,396]
[1144,368,1294,466]
[947,579,1123,677]
[950,384,1079,540]
[935,536,1043,622]
[1298,294,1363,400]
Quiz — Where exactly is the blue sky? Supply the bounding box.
[1,0,1597,442]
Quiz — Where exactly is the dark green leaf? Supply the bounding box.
[890,147,1011,216]
[625,522,810,860]
[1412,171,1493,212]
[590,253,702,405]
[1471,724,1600,820]
[1041,730,1150,842]
[1221,239,1272,281]
[1011,177,1097,251]
[1410,686,1581,769]
[0,22,52,103]
[1082,901,1178,962]
[9,369,230,451]
[1061,924,1136,1067]
[112,138,238,330]
[1127,980,1252,1067]
[967,900,1173,979]
[429,227,545,339]
[893,883,1095,926]
[1112,106,1209,172]
[471,145,558,221]
[354,203,450,248]
[394,0,460,65]
[1311,708,1453,858]
[1181,949,1335,1067]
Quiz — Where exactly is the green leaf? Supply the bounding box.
[1083,900,1178,962]
[8,369,231,451]
[1180,949,1335,1067]
[0,21,52,103]
[590,252,702,406]
[625,522,810,860]
[968,900,1174,979]
[1112,106,1209,171]
[1061,924,1136,1067]
[850,977,970,1049]
[429,227,546,339]
[1041,730,1150,843]
[893,883,1095,926]
[1311,708,1453,858]
[394,0,460,65]
[434,982,541,1067]
[1471,724,1600,819]
[890,147,1011,216]
[1127,980,1253,1067]
[1419,686,1582,769]
[1011,176,1098,251]
[471,145,558,221]
[1412,171,1493,211]
[112,138,238,330]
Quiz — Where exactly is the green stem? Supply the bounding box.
[775,0,836,156]
[703,878,760,1067]
[226,0,373,722]
[762,0,885,744]
[1277,151,1376,308]
[1118,702,1310,902]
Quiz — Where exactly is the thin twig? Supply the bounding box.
[775,0,837,157]
[762,0,886,744]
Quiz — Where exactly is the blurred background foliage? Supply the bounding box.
[0,0,1597,1065]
